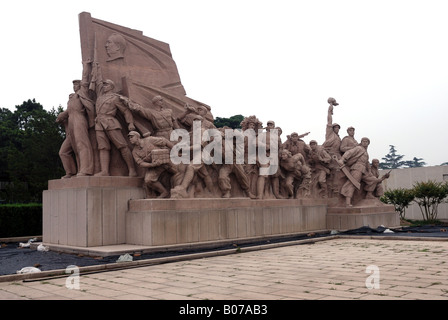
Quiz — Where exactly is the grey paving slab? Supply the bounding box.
[0,238,447,304]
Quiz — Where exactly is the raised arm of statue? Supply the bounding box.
[326,97,338,126]
[327,105,334,125]
[325,106,334,140]
[116,100,135,131]
[177,104,190,123]
[297,132,310,139]
[128,101,156,126]
[178,103,196,121]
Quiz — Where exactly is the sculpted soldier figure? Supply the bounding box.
[340,126,358,154]
[274,126,286,198]
[256,120,283,199]
[240,115,263,195]
[323,98,341,157]
[170,118,215,198]
[363,158,390,199]
[308,140,332,198]
[217,128,256,199]
[280,149,311,199]
[282,131,311,160]
[337,137,372,207]
[91,63,137,177]
[178,103,215,130]
[129,95,180,140]
[128,131,182,198]
[57,61,95,178]
[322,98,342,197]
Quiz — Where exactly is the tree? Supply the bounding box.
[0,99,65,203]
[380,188,415,220]
[214,114,244,129]
[402,157,426,168]
[0,108,14,182]
[379,145,426,169]
[412,180,448,221]
[379,145,405,169]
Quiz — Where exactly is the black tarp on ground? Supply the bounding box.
[339,225,448,238]
[0,233,333,276]
[0,242,118,276]
[1,225,447,276]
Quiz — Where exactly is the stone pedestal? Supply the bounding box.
[326,200,400,230]
[43,177,144,247]
[126,198,328,246]
[43,177,400,255]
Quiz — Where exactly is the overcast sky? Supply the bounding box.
[1,0,447,166]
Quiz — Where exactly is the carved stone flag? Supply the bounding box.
[78,12,213,137]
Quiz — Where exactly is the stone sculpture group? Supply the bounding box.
[57,13,390,207]
[58,71,388,207]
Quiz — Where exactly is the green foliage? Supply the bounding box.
[402,157,426,168]
[412,180,448,221]
[214,114,244,129]
[0,203,42,237]
[0,99,65,203]
[380,145,405,169]
[380,188,415,219]
[402,218,445,226]
[379,145,426,169]
[381,180,448,221]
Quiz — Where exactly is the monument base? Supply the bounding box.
[126,198,328,246]
[326,199,400,230]
[43,176,145,247]
[42,177,401,256]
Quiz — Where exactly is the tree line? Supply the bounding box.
[379,145,431,169]
[0,99,65,203]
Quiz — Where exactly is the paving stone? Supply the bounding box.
[1,238,447,301]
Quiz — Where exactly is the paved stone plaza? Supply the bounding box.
[0,237,447,300]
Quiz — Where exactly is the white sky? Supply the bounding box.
[1,0,447,166]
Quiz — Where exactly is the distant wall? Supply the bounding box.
[381,166,448,221]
